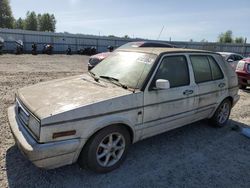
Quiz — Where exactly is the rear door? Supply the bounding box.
[189,54,227,118]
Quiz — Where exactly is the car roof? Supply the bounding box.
[117,47,216,56]
[217,52,242,56]
[119,41,176,48]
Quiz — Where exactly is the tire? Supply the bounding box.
[239,84,246,90]
[78,125,131,173]
[210,99,232,127]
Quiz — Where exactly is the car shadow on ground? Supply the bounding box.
[5,120,250,188]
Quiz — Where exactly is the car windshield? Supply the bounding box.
[91,51,157,89]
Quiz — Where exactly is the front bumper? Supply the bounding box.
[8,105,81,169]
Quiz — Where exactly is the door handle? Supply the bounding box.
[218,83,225,88]
[183,90,194,95]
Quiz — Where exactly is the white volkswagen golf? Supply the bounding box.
[8,47,239,173]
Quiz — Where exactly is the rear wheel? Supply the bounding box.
[78,125,131,173]
[210,99,232,127]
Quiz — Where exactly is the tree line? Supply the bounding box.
[0,0,56,32]
[218,30,245,44]
[190,30,246,44]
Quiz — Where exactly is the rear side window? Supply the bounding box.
[207,56,224,80]
[190,55,224,83]
[151,55,190,88]
[190,56,212,83]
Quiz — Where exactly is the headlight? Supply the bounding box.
[28,115,40,137]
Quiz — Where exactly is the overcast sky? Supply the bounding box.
[10,0,250,42]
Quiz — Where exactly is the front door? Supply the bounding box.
[141,54,198,139]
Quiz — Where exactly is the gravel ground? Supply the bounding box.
[0,54,250,188]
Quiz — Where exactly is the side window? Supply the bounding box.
[207,56,224,80]
[151,55,190,88]
[190,55,224,84]
[235,55,243,61]
[190,56,212,83]
[228,55,235,61]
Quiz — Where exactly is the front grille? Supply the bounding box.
[16,98,40,140]
[16,99,30,127]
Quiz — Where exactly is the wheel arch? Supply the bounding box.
[225,96,233,105]
[87,123,135,144]
[209,96,233,119]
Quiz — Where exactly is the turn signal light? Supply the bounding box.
[52,130,76,139]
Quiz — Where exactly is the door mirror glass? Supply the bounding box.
[156,79,170,89]
[227,59,234,62]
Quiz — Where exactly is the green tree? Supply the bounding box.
[0,0,15,28]
[218,30,233,43]
[14,17,25,29]
[123,35,130,39]
[108,35,116,38]
[37,13,42,30]
[235,37,244,44]
[24,11,38,31]
[201,39,208,42]
[38,13,56,32]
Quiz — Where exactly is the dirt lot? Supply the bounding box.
[0,54,250,188]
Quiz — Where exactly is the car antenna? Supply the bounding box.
[157,26,165,40]
[133,26,165,93]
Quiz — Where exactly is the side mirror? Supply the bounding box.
[227,59,234,62]
[156,79,170,90]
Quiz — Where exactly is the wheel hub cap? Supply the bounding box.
[96,132,125,167]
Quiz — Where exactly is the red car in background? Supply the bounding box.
[236,58,250,89]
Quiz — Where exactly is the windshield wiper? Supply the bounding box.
[88,71,99,82]
[99,75,128,89]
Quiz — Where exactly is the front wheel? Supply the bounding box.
[210,99,232,127]
[78,125,131,173]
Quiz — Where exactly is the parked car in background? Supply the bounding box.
[0,37,4,54]
[15,40,24,55]
[236,58,250,89]
[8,47,239,173]
[88,41,176,70]
[218,52,244,70]
[42,44,53,55]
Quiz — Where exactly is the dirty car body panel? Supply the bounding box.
[8,48,239,169]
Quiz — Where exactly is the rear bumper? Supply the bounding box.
[8,105,82,169]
